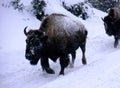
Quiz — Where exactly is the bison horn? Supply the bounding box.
[101,17,104,21]
[24,26,28,36]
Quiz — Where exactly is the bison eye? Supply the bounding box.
[34,41,39,46]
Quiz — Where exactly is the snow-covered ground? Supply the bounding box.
[0,0,120,88]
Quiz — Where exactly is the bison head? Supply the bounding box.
[102,16,114,36]
[24,27,48,65]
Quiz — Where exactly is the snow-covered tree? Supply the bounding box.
[31,0,46,21]
[88,0,119,12]
[62,1,94,20]
[10,0,24,11]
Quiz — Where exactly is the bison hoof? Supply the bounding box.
[59,72,64,75]
[45,68,55,74]
[82,59,87,65]
[69,63,74,68]
[114,43,118,48]
[30,61,38,65]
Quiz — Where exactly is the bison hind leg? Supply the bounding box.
[82,57,87,65]
[80,42,87,65]
[114,37,119,48]
[81,51,87,65]
[70,51,76,68]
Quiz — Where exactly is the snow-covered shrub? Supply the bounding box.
[31,0,46,21]
[89,0,119,12]
[10,0,24,11]
[82,3,94,18]
[62,1,94,20]
[10,0,46,21]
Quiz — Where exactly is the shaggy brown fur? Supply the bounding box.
[39,13,87,50]
[108,7,120,20]
[39,13,87,74]
[24,13,88,75]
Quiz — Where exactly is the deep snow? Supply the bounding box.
[0,0,120,88]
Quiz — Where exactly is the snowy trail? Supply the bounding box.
[1,15,120,88]
[39,49,120,88]
[0,50,58,88]
[1,0,120,88]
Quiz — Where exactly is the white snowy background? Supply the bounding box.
[0,0,120,88]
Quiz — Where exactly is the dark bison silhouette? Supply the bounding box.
[102,7,120,48]
[24,13,88,75]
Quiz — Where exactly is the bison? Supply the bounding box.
[24,13,88,75]
[102,7,120,48]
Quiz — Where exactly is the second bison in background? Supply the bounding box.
[102,7,120,48]
[24,13,88,75]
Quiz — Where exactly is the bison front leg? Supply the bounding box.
[41,57,55,74]
[59,55,70,75]
[80,42,87,65]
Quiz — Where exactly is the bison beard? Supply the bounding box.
[24,13,88,75]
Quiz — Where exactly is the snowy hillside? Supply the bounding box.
[0,0,120,88]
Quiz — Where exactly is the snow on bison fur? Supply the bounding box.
[24,13,88,75]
